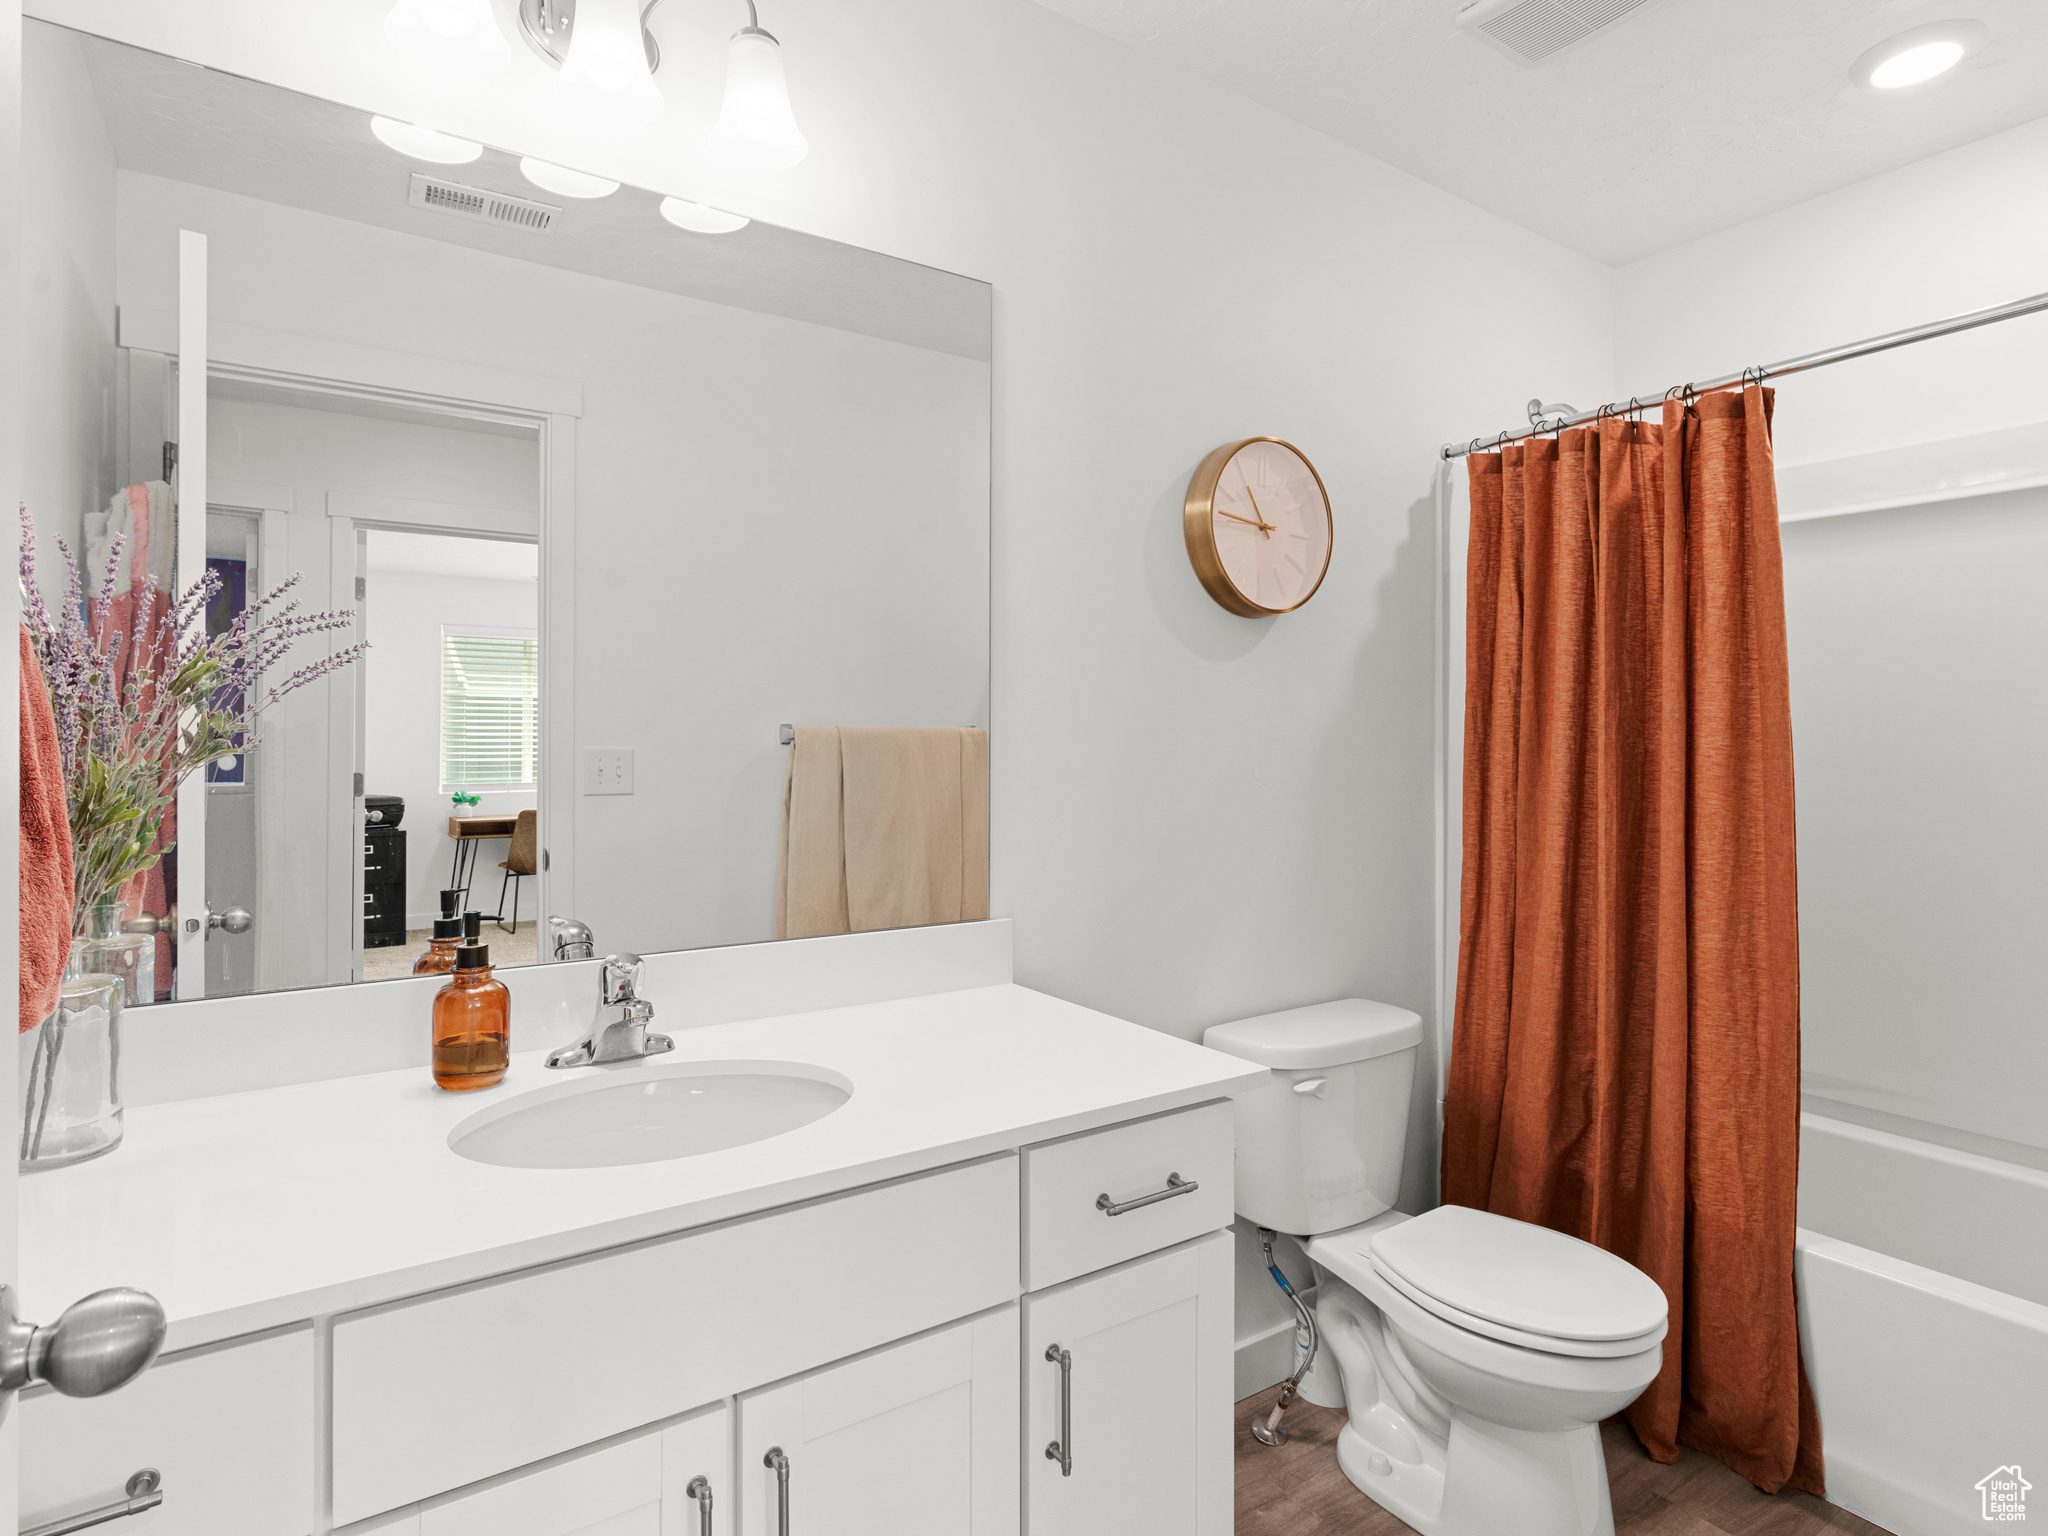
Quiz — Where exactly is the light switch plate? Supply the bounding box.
[581,748,635,795]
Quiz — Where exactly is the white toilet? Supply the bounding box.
[1204,1000,1668,1536]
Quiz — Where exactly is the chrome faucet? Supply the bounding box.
[545,953,674,1069]
[548,915,596,962]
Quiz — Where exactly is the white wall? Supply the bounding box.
[1614,115,2048,470]
[20,23,117,590]
[362,554,539,927]
[1613,116,2048,1166]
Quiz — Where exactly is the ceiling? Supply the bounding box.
[54,23,990,361]
[1028,0,2048,264]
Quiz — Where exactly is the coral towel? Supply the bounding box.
[19,625,74,1032]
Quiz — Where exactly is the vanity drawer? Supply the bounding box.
[1021,1101,1234,1290]
[21,1326,315,1536]
[331,1156,1019,1526]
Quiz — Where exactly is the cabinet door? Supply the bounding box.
[1022,1231,1232,1536]
[736,1308,1018,1536]
[419,1432,663,1536]
[376,1402,729,1536]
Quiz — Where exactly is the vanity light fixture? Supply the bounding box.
[713,4,808,169]
[519,157,621,197]
[544,0,666,132]
[513,0,805,163]
[659,196,749,234]
[370,115,486,164]
[1850,19,1988,89]
[384,0,512,77]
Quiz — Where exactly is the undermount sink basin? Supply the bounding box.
[449,1060,852,1170]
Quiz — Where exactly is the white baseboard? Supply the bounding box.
[1235,1316,1299,1401]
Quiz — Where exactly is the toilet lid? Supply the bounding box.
[1368,1206,1667,1345]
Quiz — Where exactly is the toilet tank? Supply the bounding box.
[1203,999,1422,1237]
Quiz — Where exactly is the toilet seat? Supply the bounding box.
[1366,1205,1668,1353]
[1369,1255,1666,1358]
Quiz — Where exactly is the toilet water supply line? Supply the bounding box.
[1253,1228,1320,1448]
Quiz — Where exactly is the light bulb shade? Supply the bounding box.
[370,116,485,164]
[520,157,620,198]
[556,0,664,133]
[384,0,511,78]
[659,197,750,234]
[714,28,808,170]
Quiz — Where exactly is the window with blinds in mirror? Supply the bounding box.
[441,629,540,791]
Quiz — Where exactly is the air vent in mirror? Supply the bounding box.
[407,173,560,235]
[1456,0,1655,65]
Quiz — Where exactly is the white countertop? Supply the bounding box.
[22,984,1266,1350]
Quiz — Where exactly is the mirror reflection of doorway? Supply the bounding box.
[359,531,542,980]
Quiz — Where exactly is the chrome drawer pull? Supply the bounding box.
[1096,1172,1197,1217]
[764,1446,791,1535]
[685,1474,713,1536]
[1044,1344,1073,1476]
[25,1469,163,1536]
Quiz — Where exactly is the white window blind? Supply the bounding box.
[441,628,539,789]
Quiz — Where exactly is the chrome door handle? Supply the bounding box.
[1096,1172,1198,1217]
[1043,1344,1073,1476]
[0,1285,166,1402]
[24,1469,163,1536]
[684,1474,713,1536]
[764,1446,790,1535]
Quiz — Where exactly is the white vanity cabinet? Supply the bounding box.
[735,1309,1019,1536]
[1017,1103,1236,1536]
[19,1326,316,1536]
[1022,1234,1234,1536]
[22,1090,1242,1536]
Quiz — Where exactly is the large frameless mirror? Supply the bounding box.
[20,19,992,1006]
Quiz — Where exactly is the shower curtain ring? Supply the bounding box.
[1468,437,1485,456]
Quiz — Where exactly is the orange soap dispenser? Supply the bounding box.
[432,931,509,1092]
[413,889,465,975]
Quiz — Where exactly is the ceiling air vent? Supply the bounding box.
[407,173,560,235]
[1456,0,1655,66]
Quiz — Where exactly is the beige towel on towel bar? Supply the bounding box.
[775,726,989,939]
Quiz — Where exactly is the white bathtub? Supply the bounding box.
[1797,1113,2048,1535]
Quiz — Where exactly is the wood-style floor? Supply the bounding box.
[1234,1387,1893,1536]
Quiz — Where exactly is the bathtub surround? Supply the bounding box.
[1445,389,1819,1495]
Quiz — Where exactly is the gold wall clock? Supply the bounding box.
[1183,437,1333,616]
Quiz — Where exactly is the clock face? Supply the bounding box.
[1186,439,1332,615]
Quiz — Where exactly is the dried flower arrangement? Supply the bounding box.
[19,504,366,932]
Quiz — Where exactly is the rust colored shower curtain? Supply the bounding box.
[1441,387,1822,1494]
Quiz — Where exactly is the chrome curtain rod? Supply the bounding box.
[1442,286,2048,460]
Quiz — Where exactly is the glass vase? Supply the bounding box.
[74,898,155,1009]
[19,971,124,1170]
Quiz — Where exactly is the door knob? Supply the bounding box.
[205,907,253,937]
[0,1285,167,1401]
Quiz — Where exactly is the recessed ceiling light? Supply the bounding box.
[1850,20,1988,90]
[658,197,749,234]
[369,115,484,164]
[519,158,620,199]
